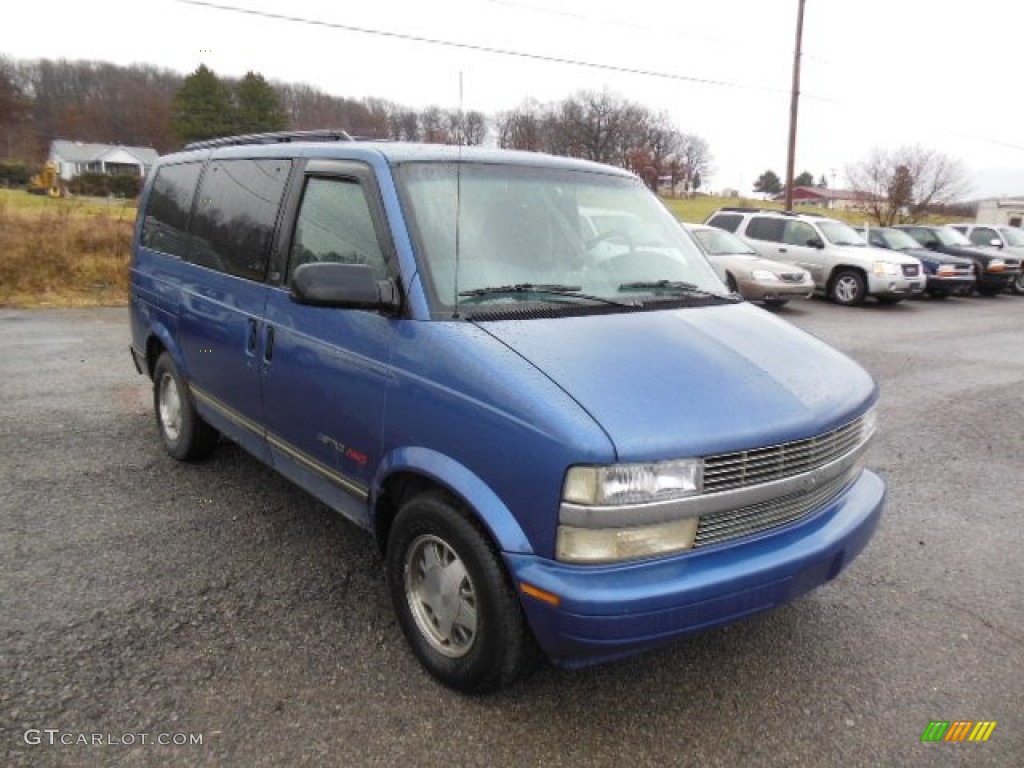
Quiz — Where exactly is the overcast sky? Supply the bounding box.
[4,0,1024,198]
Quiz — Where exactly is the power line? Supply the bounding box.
[175,0,801,97]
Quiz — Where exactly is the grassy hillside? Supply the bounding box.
[0,189,135,307]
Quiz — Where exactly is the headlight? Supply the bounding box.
[559,459,702,563]
[872,261,901,276]
[563,459,701,506]
[751,269,776,282]
[987,259,1005,272]
[557,517,700,563]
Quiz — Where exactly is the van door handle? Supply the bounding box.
[264,326,275,362]
[778,247,788,253]
[246,318,258,354]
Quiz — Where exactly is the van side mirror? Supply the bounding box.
[807,237,824,249]
[290,262,399,310]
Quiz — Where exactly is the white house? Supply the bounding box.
[48,140,159,181]
[975,198,1024,227]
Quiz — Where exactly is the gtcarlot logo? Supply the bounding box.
[24,729,203,747]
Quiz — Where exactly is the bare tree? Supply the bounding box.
[495,100,544,151]
[845,145,971,225]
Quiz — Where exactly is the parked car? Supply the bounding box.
[856,226,974,299]
[949,223,1024,294]
[893,225,1021,297]
[705,207,924,305]
[684,223,813,306]
[130,131,884,693]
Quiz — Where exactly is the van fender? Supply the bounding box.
[373,446,534,555]
[145,322,188,379]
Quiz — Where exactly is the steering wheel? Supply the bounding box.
[585,230,635,255]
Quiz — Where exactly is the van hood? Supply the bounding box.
[476,303,877,462]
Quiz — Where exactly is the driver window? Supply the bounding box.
[288,177,388,280]
[785,221,817,247]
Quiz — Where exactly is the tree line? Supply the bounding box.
[0,56,711,193]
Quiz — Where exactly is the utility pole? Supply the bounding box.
[784,0,806,212]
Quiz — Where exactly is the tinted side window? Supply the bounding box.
[745,217,785,242]
[189,159,291,281]
[288,177,389,280]
[969,227,996,246]
[707,213,742,233]
[141,162,203,257]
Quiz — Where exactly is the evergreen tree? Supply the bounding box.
[793,170,815,187]
[170,65,235,145]
[235,71,288,134]
[753,170,782,196]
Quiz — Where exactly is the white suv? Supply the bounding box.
[705,208,924,305]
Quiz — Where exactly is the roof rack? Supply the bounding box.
[185,129,377,150]
[715,206,835,219]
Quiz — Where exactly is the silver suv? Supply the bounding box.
[705,208,924,305]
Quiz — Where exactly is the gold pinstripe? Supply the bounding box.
[189,383,369,500]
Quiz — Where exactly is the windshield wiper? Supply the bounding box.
[618,280,738,302]
[460,284,637,307]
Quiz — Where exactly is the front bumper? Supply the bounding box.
[740,279,814,303]
[866,275,923,297]
[507,469,885,668]
[926,274,975,295]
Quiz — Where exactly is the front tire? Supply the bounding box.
[977,282,1003,297]
[1010,273,1024,295]
[152,352,219,461]
[830,269,866,306]
[386,490,535,693]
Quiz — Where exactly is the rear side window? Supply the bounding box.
[288,177,389,280]
[745,216,785,242]
[189,158,291,281]
[707,213,742,233]
[141,162,203,258]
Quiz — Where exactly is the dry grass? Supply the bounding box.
[0,190,135,307]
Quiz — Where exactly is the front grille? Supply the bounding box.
[779,272,806,283]
[695,469,855,548]
[902,263,920,278]
[703,415,867,493]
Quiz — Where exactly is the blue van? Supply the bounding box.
[130,131,885,693]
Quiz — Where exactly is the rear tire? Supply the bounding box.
[152,352,219,461]
[1010,273,1024,295]
[386,490,536,694]
[830,269,866,306]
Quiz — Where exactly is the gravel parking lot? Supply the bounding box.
[2,296,1022,767]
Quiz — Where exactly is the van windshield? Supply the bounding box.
[394,162,727,313]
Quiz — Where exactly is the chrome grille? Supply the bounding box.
[695,468,856,548]
[902,263,920,278]
[703,415,866,493]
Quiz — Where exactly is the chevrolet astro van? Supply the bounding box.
[130,131,885,693]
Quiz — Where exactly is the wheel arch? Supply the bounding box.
[372,447,534,558]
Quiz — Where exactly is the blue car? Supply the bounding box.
[130,131,885,692]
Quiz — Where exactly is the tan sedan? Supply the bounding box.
[685,223,813,307]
